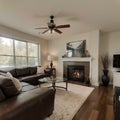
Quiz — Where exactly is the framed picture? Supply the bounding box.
[66,40,86,57]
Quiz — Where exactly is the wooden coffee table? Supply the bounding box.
[38,77,68,91]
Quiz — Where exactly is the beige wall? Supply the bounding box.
[48,30,100,86]
[100,31,120,84]
[0,24,48,66]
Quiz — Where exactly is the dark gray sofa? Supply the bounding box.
[0,66,49,85]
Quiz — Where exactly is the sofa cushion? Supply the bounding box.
[22,85,37,92]
[18,74,48,85]
[29,66,37,75]
[9,69,17,77]
[18,74,40,85]
[0,67,16,77]
[19,74,39,81]
[21,82,30,87]
[0,89,6,102]
[16,67,30,77]
[19,74,48,81]
[0,75,20,97]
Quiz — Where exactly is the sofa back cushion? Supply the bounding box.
[9,69,17,77]
[29,66,37,75]
[0,67,17,77]
[16,67,30,77]
[0,67,38,77]
[0,75,20,97]
[0,88,6,102]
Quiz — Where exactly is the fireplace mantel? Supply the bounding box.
[61,57,92,62]
[61,57,92,81]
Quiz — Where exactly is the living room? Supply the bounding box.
[0,0,120,120]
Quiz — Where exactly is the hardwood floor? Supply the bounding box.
[73,85,114,120]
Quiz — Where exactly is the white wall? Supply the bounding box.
[48,30,100,86]
[100,31,120,84]
[0,24,48,66]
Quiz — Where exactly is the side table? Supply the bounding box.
[44,68,56,77]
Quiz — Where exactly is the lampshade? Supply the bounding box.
[47,55,53,61]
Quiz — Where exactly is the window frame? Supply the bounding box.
[0,36,40,67]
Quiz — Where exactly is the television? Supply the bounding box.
[113,54,120,68]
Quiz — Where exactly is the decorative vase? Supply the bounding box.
[102,70,110,86]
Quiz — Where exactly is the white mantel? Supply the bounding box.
[61,57,92,62]
[61,57,92,82]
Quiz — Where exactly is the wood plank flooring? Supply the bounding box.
[73,85,114,120]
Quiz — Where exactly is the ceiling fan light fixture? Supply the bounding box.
[35,15,70,34]
[48,29,51,33]
[48,29,53,34]
[52,29,55,33]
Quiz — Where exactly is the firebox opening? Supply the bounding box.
[67,65,85,82]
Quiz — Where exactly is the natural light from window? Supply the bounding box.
[0,37,39,67]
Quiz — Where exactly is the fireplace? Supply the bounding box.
[67,65,85,82]
[63,61,90,83]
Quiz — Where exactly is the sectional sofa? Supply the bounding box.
[0,66,55,120]
[0,66,49,85]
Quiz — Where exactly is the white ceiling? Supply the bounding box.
[0,0,120,40]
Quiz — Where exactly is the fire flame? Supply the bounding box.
[73,70,82,78]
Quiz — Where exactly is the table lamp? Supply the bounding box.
[47,55,53,68]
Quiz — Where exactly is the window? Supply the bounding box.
[15,40,27,67]
[0,37,14,67]
[0,37,39,67]
[15,57,27,67]
[15,40,27,56]
[28,43,38,66]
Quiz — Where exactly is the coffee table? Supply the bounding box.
[38,77,68,91]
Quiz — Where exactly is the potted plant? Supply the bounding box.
[101,54,110,86]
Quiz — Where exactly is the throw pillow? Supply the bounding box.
[0,75,19,97]
[37,67,44,74]
[29,67,37,75]
[6,72,13,77]
[6,72,22,92]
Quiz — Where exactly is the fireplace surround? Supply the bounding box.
[62,57,92,83]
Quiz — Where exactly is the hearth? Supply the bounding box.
[67,65,85,82]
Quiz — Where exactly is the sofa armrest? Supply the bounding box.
[0,88,55,120]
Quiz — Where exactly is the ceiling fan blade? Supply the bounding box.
[42,29,49,34]
[54,29,62,34]
[35,27,48,29]
[56,24,70,29]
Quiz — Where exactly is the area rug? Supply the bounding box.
[45,83,94,120]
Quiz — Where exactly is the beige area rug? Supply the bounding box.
[44,83,94,120]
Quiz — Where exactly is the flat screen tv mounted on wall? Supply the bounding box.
[113,54,120,68]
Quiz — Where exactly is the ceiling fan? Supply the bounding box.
[35,15,70,34]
